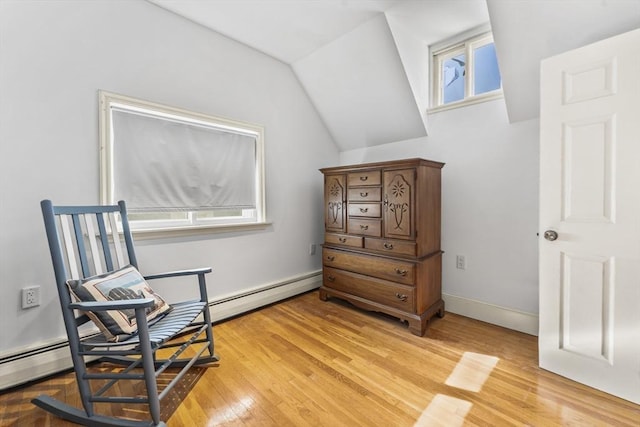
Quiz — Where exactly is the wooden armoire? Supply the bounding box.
[319,158,444,336]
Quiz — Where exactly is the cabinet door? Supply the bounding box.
[324,174,346,233]
[383,169,414,239]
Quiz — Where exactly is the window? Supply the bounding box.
[99,91,266,234]
[431,32,502,111]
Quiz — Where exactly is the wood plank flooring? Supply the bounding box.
[1,290,638,426]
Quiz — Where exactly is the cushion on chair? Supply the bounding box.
[67,265,171,342]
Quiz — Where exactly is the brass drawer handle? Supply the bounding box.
[383,243,394,250]
[339,237,347,243]
[360,176,368,181]
[327,275,336,282]
[359,207,369,213]
[395,268,407,276]
[327,255,335,261]
[360,192,368,197]
[395,293,408,302]
[360,225,369,230]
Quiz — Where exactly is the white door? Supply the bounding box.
[539,28,640,404]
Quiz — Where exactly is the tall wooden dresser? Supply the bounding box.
[319,158,444,336]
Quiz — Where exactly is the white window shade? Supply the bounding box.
[111,109,257,213]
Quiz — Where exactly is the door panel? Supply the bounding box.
[539,28,640,404]
[561,116,615,223]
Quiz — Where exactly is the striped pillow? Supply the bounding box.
[67,265,171,342]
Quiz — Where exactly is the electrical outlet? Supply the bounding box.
[22,286,40,309]
[456,255,466,270]
[309,244,317,255]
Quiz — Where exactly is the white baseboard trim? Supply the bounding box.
[0,271,322,391]
[443,293,539,336]
[209,271,322,323]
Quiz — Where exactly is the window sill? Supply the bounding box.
[131,221,272,240]
[428,91,503,114]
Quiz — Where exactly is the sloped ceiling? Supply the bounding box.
[488,0,640,123]
[147,0,640,150]
[147,0,489,150]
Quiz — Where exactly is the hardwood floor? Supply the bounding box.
[1,290,638,426]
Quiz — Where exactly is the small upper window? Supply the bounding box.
[431,32,502,111]
[99,91,266,235]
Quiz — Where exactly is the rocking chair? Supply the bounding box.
[33,200,219,426]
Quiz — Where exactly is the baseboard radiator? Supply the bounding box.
[0,271,322,391]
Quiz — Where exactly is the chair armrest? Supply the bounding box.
[144,267,212,281]
[69,298,156,311]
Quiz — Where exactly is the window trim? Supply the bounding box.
[98,90,269,237]
[429,29,503,113]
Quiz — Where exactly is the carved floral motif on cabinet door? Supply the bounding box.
[384,170,413,239]
[325,175,345,232]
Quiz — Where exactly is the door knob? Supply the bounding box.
[544,230,558,241]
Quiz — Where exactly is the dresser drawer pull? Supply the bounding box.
[395,293,408,302]
[360,224,369,230]
[359,207,369,213]
[327,275,336,282]
[383,243,394,250]
[339,237,347,243]
[327,255,335,261]
[395,268,407,276]
[360,192,368,197]
[360,176,368,181]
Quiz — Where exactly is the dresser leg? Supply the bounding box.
[408,317,427,336]
[319,288,329,301]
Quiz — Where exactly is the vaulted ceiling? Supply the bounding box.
[148,0,640,150]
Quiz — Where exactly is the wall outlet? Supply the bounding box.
[22,286,40,309]
[456,255,466,270]
[309,244,317,255]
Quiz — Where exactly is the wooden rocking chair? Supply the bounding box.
[33,200,219,426]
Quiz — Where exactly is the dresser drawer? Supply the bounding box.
[323,267,415,312]
[348,203,381,218]
[348,171,381,187]
[323,248,415,285]
[365,238,417,257]
[348,187,381,202]
[348,218,381,237]
[325,233,363,248]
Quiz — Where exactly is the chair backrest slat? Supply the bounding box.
[96,212,114,271]
[84,214,103,275]
[108,212,126,269]
[59,214,81,280]
[71,214,91,277]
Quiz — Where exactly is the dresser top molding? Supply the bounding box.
[319,158,445,174]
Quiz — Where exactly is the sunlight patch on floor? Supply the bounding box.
[413,394,473,427]
[414,352,499,426]
[445,351,499,392]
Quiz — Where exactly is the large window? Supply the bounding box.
[431,32,502,111]
[99,91,266,234]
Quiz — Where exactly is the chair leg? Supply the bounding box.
[67,332,95,418]
[135,309,161,426]
[198,273,216,358]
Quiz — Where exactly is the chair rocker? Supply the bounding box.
[33,200,219,427]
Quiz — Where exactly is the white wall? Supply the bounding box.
[0,0,338,355]
[341,98,540,318]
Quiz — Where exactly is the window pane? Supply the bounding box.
[197,209,243,219]
[127,212,188,221]
[442,53,465,104]
[474,43,501,95]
